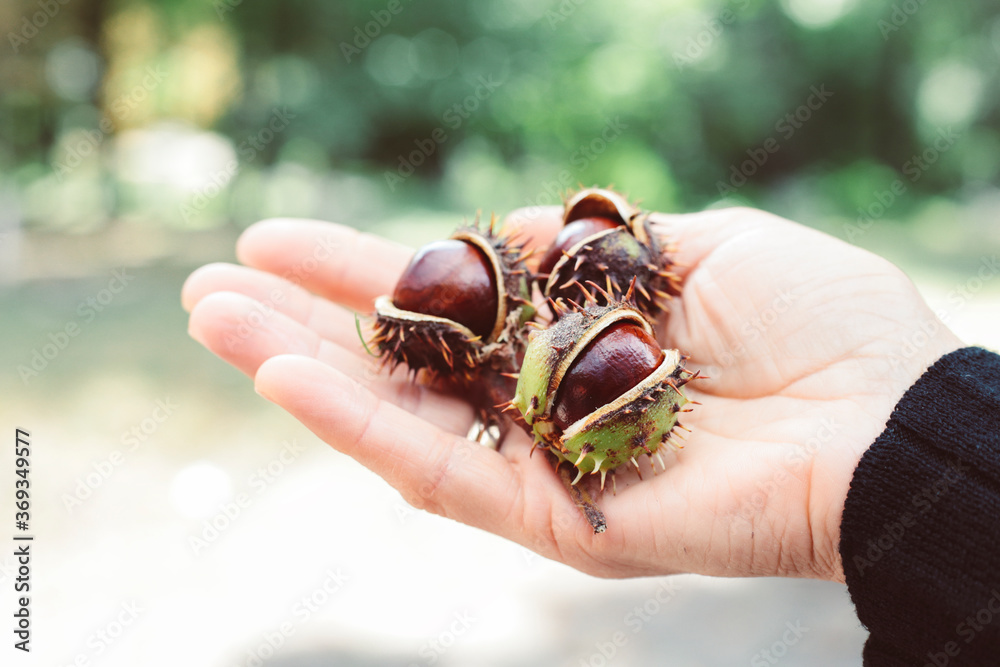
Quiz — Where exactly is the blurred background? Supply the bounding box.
[1,0,999,665]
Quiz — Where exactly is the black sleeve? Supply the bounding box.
[839,347,1000,665]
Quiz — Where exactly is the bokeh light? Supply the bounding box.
[169,461,234,519]
[780,0,859,29]
[45,39,102,101]
[917,60,984,128]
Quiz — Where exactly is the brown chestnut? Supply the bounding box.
[373,225,535,382]
[537,216,620,277]
[551,321,664,430]
[512,297,696,498]
[392,239,499,339]
[541,188,680,319]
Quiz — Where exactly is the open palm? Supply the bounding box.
[183,206,961,583]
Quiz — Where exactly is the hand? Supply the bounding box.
[182,206,962,582]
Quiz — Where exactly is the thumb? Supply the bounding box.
[500,205,563,269]
[649,207,787,282]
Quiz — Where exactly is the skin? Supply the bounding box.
[182,206,962,583]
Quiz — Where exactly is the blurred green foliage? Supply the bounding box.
[0,0,997,233]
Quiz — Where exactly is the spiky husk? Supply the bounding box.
[371,296,483,380]
[453,224,536,343]
[543,188,680,318]
[371,221,535,381]
[511,297,698,488]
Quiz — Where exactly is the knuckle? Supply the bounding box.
[403,436,464,515]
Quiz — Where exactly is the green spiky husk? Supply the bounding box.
[512,299,697,485]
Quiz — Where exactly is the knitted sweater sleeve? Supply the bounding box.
[839,347,1000,665]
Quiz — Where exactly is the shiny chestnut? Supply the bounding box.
[538,217,620,278]
[512,297,697,489]
[552,322,664,430]
[371,225,535,380]
[392,239,499,339]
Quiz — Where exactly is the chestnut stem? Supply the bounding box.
[557,463,607,534]
[474,365,608,534]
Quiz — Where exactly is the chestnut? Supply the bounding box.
[537,217,620,278]
[541,188,680,318]
[371,224,534,381]
[392,239,499,340]
[511,294,697,488]
[551,321,664,431]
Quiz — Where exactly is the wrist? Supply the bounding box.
[838,346,1000,660]
[821,329,964,584]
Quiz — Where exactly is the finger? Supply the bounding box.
[189,291,319,375]
[188,292,475,434]
[254,354,526,535]
[648,207,785,281]
[236,219,413,313]
[182,262,369,355]
[182,262,311,313]
[501,206,563,265]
